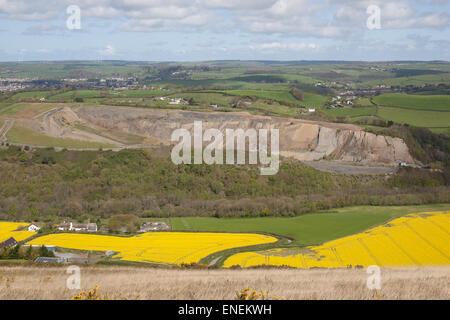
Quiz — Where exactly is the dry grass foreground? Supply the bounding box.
[0,266,448,300]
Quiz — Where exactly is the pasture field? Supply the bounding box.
[0,103,62,119]
[361,73,450,87]
[377,107,450,132]
[373,94,450,111]
[6,123,116,149]
[27,232,277,265]
[0,62,146,79]
[222,89,329,108]
[48,90,104,101]
[167,92,234,105]
[223,89,299,103]
[172,205,450,246]
[0,222,36,243]
[119,89,174,98]
[246,102,297,117]
[223,211,450,268]
[324,106,377,118]
[10,91,50,100]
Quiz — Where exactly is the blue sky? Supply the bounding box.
[0,0,448,61]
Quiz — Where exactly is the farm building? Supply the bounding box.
[0,237,17,249]
[27,223,40,232]
[139,221,170,232]
[35,257,66,264]
[58,222,98,232]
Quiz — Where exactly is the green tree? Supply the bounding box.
[38,246,55,258]
[7,203,17,220]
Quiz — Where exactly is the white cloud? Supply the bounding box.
[100,44,116,55]
[0,0,447,38]
[260,42,318,50]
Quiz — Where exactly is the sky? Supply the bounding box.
[0,0,449,62]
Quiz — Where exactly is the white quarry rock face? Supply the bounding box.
[67,106,416,164]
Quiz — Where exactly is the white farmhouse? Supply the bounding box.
[27,223,40,232]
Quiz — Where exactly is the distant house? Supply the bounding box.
[87,223,98,232]
[0,237,17,249]
[168,98,184,105]
[27,223,40,232]
[308,108,316,113]
[58,222,97,232]
[104,250,115,257]
[139,221,170,232]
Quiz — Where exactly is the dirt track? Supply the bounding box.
[304,160,398,175]
[0,119,14,141]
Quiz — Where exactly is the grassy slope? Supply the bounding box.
[324,106,377,118]
[6,123,116,149]
[0,103,59,118]
[362,73,450,87]
[373,94,450,111]
[377,107,450,130]
[223,89,329,108]
[172,204,450,246]
[11,91,49,100]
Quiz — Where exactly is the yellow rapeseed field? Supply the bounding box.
[224,211,450,268]
[27,232,277,265]
[0,222,36,243]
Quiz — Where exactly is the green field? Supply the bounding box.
[223,89,328,108]
[48,90,104,100]
[246,102,297,117]
[168,92,234,105]
[6,123,116,149]
[120,89,173,98]
[11,91,50,100]
[373,93,450,111]
[324,106,377,118]
[362,73,450,87]
[0,102,58,118]
[172,204,450,246]
[0,62,147,79]
[378,106,450,132]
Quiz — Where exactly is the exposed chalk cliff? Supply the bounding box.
[73,106,416,164]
